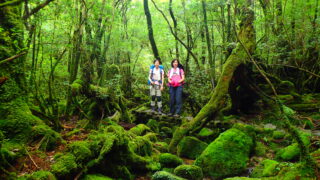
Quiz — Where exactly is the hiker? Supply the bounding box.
[168,59,185,117]
[148,59,164,113]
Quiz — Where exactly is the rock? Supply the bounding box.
[177,136,208,159]
[152,171,186,180]
[173,165,203,180]
[250,159,279,178]
[194,128,254,178]
[159,153,183,168]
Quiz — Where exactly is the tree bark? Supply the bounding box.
[143,0,160,60]
[169,0,256,153]
[169,0,179,59]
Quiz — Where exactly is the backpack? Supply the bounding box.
[148,65,164,85]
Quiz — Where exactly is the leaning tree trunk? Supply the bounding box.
[169,0,256,152]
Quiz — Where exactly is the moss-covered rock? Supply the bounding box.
[144,132,158,142]
[276,130,311,161]
[276,162,315,179]
[81,174,113,180]
[67,141,92,163]
[147,119,159,133]
[129,124,151,136]
[173,165,203,180]
[196,127,219,143]
[272,130,285,139]
[154,142,169,153]
[24,170,57,180]
[254,142,267,157]
[250,159,279,178]
[51,153,78,177]
[32,124,63,151]
[129,136,152,156]
[194,128,254,178]
[152,171,186,180]
[159,153,183,168]
[160,127,173,137]
[177,136,208,159]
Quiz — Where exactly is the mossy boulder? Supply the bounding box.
[276,162,315,179]
[254,142,267,157]
[51,153,78,177]
[194,128,254,178]
[129,136,152,156]
[152,171,186,180]
[147,119,159,133]
[159,153,183,168]
[67,141,92,163]
[196,127,219,143]
[177,136,208,159]
[272,130,285,139]
[276,130,311,161]
[250,159,279,178]
[23,170,57,180]
[32,124,63,151]
[173,165,203,180]
[154,142,169,153]
[81,174,113,180]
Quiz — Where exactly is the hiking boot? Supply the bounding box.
[151,106,156,112]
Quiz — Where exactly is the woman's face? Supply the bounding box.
[154,60,160,67]
[173,60,178,68]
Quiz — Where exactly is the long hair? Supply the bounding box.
[171,59,184,69]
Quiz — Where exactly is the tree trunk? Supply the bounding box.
[143,0,160,60]
[169,0,179,59]
[202,0,215,85]
[169,0,256,153]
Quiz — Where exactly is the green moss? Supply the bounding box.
[67,141,92,163]
[162,167,174,173]
[1,141,25,163]
[129,124,151,136]
[173,165,203,180]
[276,130,311,161]
[272,130,285,139]
[32,124,63,151]
[194,128,254,178]
[129,136,152,156]
[144,132,158,142]
[152,171,186,180]
[254,142,267,157]
[160,127,172,137]
[25,170,56,180]
[147,119,160,133]
[276,162,315,179]
[154,142,169,153]
[70,79,83,93]
[177,136,208,159]
[224,177,262,180]
[251,159,279,178]
[51,153,78,177]
[81,174,113,180]
[159,153,183,168]
[196,128,219,143]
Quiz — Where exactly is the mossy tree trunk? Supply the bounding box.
[0,2,61,140]
[169,0,256,153]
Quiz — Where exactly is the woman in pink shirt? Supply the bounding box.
[168,59,185,117]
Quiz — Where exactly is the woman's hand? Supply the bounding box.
[160,86,164,91]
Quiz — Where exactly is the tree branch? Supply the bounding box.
[22,0,54,20]
[0,0,23,8]
[0,51,27,65]
[150,0,200,68]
